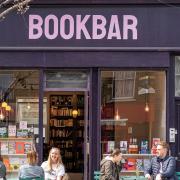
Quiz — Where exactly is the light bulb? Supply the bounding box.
[72,109,78,118]
[0,112,4,120]
[115,109,120,120]
[145,103,150,112]
[2,102,7,108]
[6,105,11,111]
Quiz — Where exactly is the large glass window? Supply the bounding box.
[0,70,39,179]
[101,70,166,171]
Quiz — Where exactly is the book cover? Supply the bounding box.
[16,142,25,154]
[8,141,16,154]
[24,142,32,154]
[136,159,144,171]
[9,157,20,171]
[3,157,10,170]
[8,125,16,137]
[1,142,8,155]
[120,141,128,153]
[16,129,28,138]
[151,138,160,154]
[140,140,149,154]
[107,141,115,153]
[127,158,136,170]
[0,127,8,137]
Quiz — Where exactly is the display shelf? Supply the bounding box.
[0,137,33,141]
[1,154,27,156]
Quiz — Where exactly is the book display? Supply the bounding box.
[0,137,33,172]
[49,94,84,172]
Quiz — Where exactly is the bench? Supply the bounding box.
[176,172,180,180]
[94,171,101,180]
[19,177,44,180]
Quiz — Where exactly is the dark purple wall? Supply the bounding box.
[1,6,180,49]
[0,51,169,68]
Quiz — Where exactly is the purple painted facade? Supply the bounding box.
[0,2,179,178]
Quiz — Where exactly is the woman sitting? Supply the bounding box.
[18,150,44,179]
[41,147,65,180]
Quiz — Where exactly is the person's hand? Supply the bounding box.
[155,174,162,180]
[145,174,151,180]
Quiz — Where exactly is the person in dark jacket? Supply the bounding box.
[144,141,177,180]
[100,148,122,180]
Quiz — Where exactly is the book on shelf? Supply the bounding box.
[151,138,160,155]
[16,129,28,138]
[3,157,10,170]
[9,157,20,171]
[120,141,128,153]
[8,142,16,154]
[24,142,32,154]
[140,140,149,154]
[136,159,144,171]
[1,142,8,155]
[8,125,16,137]
[107,141,115,153]
[0,127,8,138]
[16,142,25,154]
[126,158,136,170]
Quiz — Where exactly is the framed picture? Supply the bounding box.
[16,97,47,125]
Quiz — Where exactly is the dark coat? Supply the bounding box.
[144,155,177,180]
[100,158,121,180]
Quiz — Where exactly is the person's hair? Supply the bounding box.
[27,150,38,165]
[109,148,122,157]
[47,147,63,171]
[157,141,169,151]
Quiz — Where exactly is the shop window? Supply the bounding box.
[175,56,180,96]
[0,70,40,178]
[101,70,166,175]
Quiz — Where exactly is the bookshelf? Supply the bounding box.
[49,94,84,172]
[0,137,33,173]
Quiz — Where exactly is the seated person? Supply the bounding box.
[0,155,6,180]
[18,150,44,179]
[41,147,65,180]
[144,141,177,180]
[100,148,122,180]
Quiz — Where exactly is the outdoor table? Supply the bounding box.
[121,176,147,180]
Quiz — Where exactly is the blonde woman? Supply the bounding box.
[18,150,44,179]
[41,147,65,180]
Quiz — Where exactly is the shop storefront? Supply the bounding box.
[0,1,180,180]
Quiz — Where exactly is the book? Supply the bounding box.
[16,129,28,138]
[151,138,160,154]
[9,157,20,171]
[3,157,10,170]
[0,127,8,137]
[136,159,144,171]
[140,140,149,154]
[127,158,136,170]
[24,142,32,154]
[107,141,115,153]
[8,125,16,137]
[1,142,8,155]
[16,142,25,154]
[120,141,128,153]
[8,142,16,154]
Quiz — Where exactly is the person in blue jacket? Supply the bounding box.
[144,141,177,180]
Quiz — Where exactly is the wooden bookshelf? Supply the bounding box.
[48,94,84,172]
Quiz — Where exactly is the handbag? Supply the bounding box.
[62,173,71,180]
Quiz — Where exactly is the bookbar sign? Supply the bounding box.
[29,14,138,40]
